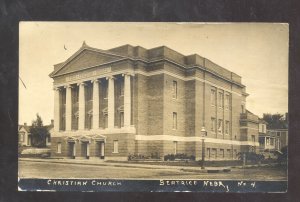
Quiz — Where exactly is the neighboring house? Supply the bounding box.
[49,42,259,161]
[258,128,287,159]
[18,120,54,147]
[18,123,31,146]
[267,129,288,151]
[258,119,279,152]
[258,114,288,153]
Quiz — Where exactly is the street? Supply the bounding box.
[18,160,287,180]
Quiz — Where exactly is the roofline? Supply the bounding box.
[50,43,245,88]
[49,46,127,78]
[51,57,245,88]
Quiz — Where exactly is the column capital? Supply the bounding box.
[53,86,62,91]
[64,84,74,89]
[122,72,135,77]
[91,79,100,84]
[77,82,87,86]
[106,75,116,80]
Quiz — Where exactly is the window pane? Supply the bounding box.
[219,92,223,108]
[120,112,124,127]
[211,118,215,132]
[173,112,177,129]
[172,81,177,99]
[218,119,223,133]
[225,94,230,108]
[113,140,118,153]
[57,143,61,153]
[211,89,216,105]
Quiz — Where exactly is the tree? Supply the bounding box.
[277,146,288,165]
[263,113,288,129]
[29,114,49,147]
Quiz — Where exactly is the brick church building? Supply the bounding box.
[49,42,259,161]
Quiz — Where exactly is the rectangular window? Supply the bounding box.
[227,149,231,158]
[211,89,216,106]
[173,112,177,129]
[174,141,177,154]
[266,138,270,146]
[225,94,230,109]
[240,122,247,127]
[104,114,108,128]
[113,140,118,153]
[251,135,255,142]
[270,138,274,146]
[207,148,210,159]
[212,148,217,159]
[57,143,62,153]
[211,118,216,132]
[19,133,24,142]
[172,81,177,99]
[234,149,237,159]
[220,149,225,159]
[218,119,223,133]
[225,121,230,134]
[120,112,124,127]
[218,92,224,108]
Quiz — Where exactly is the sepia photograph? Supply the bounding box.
[18,22,288,192]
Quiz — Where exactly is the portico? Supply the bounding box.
[54,72,134,133]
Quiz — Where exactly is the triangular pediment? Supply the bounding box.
[52,49,125,77]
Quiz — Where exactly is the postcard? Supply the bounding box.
[18,22,288,192]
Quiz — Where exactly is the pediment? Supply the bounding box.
[52,49,124,77]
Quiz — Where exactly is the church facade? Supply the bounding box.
[49,42,259,161]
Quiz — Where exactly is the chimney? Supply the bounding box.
[24,122,27,126]
[51,119,54,126]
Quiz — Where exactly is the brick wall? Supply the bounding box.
[163,74,186,137]
[185,80,195,137]
[147,74,164,136]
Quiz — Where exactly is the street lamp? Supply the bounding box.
[201,126,207,169]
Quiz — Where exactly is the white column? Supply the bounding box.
[54,87,60,132]
[78,82,86,130]
[65,85,72,131]
[123,73,131,127]
[92,79,100,129]
[107,76,115,129]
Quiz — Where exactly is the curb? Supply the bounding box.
[19,158,188,171]
[19,158,233,173]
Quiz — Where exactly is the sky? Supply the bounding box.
[19,22,289,125]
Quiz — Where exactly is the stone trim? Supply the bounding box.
[135,135,259,146]
[54,69,243,97]
[51,126,136,137]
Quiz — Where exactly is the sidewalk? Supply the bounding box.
[19,158,234,173]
